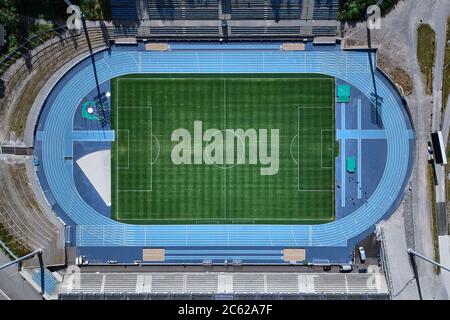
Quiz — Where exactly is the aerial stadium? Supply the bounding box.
[0,0,429,301]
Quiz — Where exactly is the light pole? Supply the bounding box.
[0,249,45,296]
[407,248,450,300]
[64,0,108,125]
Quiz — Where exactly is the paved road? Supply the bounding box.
[429,2,450,209]
[0,251,42,300]
[404,0,449,299]
[443,95,450,146]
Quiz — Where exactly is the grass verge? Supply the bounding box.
[378,53,413,95]
[417,23,436,95]
[443,17,450,114]
[0,223,31,259]
[427,163,440,274]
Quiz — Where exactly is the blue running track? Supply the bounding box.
[35,43,414,260]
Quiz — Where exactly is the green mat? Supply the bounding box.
[346,157,356,173]
[337,85,351,103]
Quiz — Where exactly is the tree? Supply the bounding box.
[0,0,20,30]
[337,0,399,21]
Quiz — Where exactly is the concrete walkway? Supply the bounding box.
[0,251,42,300]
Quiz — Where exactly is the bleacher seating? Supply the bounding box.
[230,26,300,35]
[150,26,220,36]
[149,0,219,20]
[312,26,337,36]
[185,0,220,19]
[111,0,138,20]
[59,272,389,297]
[313,0,340,20]
[113,25,139,37]
[32,268,59,296]
[230,0,303,20]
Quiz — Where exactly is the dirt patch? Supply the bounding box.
[378,53,413,95]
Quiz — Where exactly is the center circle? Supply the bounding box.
[205,129,246,170]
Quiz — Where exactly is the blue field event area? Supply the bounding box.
[33,42,415,265]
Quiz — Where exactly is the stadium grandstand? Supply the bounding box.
[111,0,138,20]
[108,0,340,39]
[0,0,416,301]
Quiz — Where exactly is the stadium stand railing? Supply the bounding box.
[31,268,60,297]
[378,224,394,298]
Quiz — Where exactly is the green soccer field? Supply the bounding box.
[111,74,336,224]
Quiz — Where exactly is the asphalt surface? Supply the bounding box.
[343,0,449,300]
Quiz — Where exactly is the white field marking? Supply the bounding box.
[223,78,227,221]
[297,106,334,109]
[116,107,153,192]
[115,79,120,219]
[289,133,300,165]
[297,76,336,202]
[114,76,336,221]
[332,78,336,219]
[289,107,334,169]
[357,98,362,200]
[115,110,155,182]
[321,129,334,169]
[297,107,335,193]
[117,107,152,109]
[202,129,247,170]
[117,130,129,169]
[151,107,153,191]
[151,135,161,165]
[116,216,335,221]
[115,78,154,221]
[331,78,337,220]
[298,106,300,191]
[116,78,334,81]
